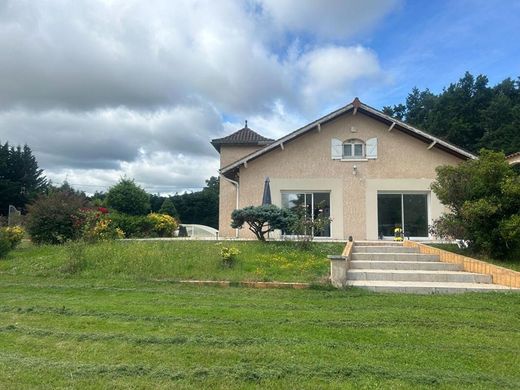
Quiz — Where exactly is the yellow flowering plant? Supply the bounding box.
[147,213,179,237]
[220,246,240,267]
[1,226,25,249]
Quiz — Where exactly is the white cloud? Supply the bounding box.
[0,0,397,193]
[297,45,384,110]
[258,0,400,39]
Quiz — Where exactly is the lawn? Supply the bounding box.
[0,276,518,389]
[429,244,520,272]
[0,240,344,283]
[1,240,519,388]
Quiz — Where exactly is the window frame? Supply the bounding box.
[342,139,365,159]
[280,191,331,238]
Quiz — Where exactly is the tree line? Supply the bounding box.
[383,72,520,155]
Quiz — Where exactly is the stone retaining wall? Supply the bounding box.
[403,241,520,288]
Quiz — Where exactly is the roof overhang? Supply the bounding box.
[220,99,476,177]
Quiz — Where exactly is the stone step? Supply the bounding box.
[347,269,492,283]
[352,253,439,262]
[346,280,515,294]
[349,260,462,271]
[353,246,418,254]
[354,241,403,246]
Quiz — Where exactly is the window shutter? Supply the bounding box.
[366,137,378,159]
[331,138,342,160]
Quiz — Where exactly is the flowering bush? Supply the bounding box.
[1,226,25,249]
[77,208,125,242]
[219,244,240,267]
[147,213,179,237]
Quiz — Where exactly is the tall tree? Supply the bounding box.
[0,142,47,215]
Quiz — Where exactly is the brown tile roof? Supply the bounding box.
[211,126,274,152]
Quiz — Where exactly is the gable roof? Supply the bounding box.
[220,98,476,176]
[211,125,274,152]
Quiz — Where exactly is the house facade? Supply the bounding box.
[212,98,475,241]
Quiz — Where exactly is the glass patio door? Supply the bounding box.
[377,193,428,238]
[281,192,331,237]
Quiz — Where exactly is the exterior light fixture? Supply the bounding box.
[352,165,357,175]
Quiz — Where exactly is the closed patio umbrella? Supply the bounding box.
[262,177,272,205]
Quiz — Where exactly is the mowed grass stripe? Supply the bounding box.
[0,324,518,356]
[0,350,517,389]
[1,305,519,336]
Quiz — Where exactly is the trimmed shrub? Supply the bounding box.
[231,205,295,241]
[106,178,150,216]
[147,213,179,237]
[26,190,87,244]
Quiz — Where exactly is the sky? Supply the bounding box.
[0,0,519,194]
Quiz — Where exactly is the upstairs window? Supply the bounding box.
[331,137,377,160]
[343,139,364,159]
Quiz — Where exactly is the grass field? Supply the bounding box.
[0,240,344,283]
[0,276,519,389]
[1,240,519,388]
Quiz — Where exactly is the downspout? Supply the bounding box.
[220,174,240,238]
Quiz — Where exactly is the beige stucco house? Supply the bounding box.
[212,98,475,241]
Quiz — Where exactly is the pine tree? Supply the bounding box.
[159,197,179,219]
[0,142,47,215]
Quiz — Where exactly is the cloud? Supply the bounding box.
[0,0,291,114]
[0,0,396,194]
[296,45,384,110]
[45,151,218,195]
[258,0,400,40]
[0,103,222,170]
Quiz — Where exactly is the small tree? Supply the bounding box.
[231,205,294,241]
[431,149,520,259]
[106,178,150,216]
[159,197,179,219]
[288,204,332,247]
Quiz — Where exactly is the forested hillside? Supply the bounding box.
[383,72,520,154]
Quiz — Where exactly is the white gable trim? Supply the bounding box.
[220,100,476,175]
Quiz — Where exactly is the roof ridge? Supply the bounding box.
[219,98,476,174]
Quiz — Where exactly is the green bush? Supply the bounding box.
[110,212,154,238]
[431,149,520,259]
[26,190,87,244]
[106,178,150,216]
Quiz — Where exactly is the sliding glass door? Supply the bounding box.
[281,192,331,237]
[377,193,429,238]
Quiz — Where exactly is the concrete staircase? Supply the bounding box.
[346,242,515,294]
